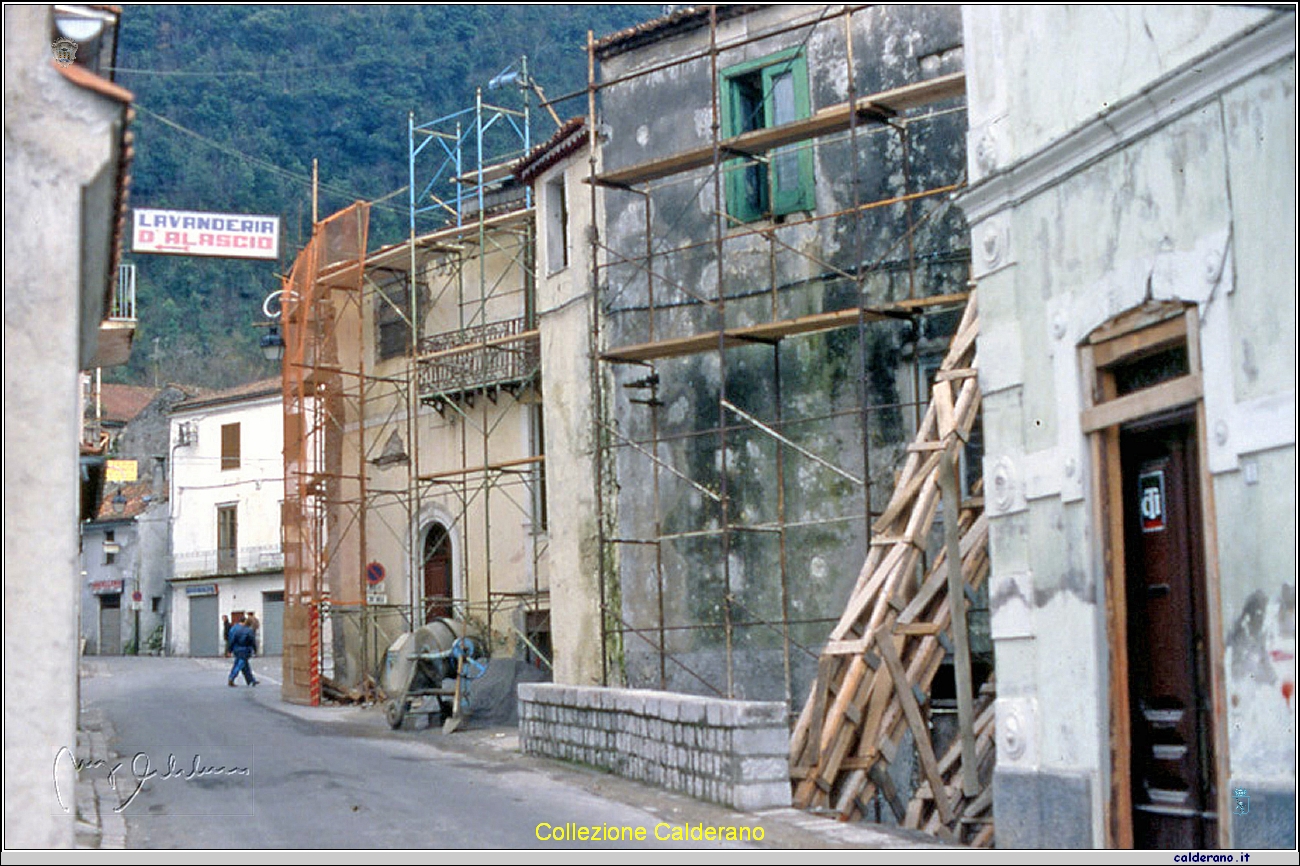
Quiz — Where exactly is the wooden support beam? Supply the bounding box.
[593,73,965,187]
[876,629,954,825]
[940,451,980,798]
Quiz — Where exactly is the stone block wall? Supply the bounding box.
[517,684,791,811]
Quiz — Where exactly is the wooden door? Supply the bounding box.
[1122,418,1216,848]
[423,524,452,622]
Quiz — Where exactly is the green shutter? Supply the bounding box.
[719,47,813,223]
[765,56,814,215]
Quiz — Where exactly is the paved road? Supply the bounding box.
[76,655,951,851]
[76,655,767,849]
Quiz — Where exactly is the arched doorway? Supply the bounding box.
[422,523,453,622]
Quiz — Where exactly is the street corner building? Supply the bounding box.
[958,5,1296,850]
[4,3,136,848]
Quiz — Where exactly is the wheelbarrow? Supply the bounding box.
[382,619,488,733]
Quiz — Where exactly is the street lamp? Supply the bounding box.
[111,489,127,514]
[259,324,285,362]
[258,288,291,363]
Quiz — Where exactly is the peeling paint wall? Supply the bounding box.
[962,4,1295,849]
[595,6,970,703]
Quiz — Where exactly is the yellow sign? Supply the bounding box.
[106,459,138,482]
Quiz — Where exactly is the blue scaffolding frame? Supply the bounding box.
[408,58,539,236]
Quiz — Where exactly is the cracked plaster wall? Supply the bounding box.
[962,5,1295,846]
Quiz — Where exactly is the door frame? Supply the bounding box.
[1081,302,1229,849]
[420,520,456,622]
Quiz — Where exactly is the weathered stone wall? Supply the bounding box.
[595,5,971,703]
[518,683,790,811]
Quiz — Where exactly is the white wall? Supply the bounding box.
[168,389,285,656]
[171,392,284,570]
[3,4,127,848]
[962,5,1296,848]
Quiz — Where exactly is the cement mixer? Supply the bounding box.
[382,618,488,732]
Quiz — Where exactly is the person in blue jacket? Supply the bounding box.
[227,619,259,687]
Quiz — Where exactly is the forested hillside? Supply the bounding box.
[112,4,655,388]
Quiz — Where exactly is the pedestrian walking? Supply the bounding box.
[222,614,232,658]
[245,611,260,650]
[227,619,259,687]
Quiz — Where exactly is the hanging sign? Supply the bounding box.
[1138,469,1166,533]
[106,459,137,482]
[132,208,280,260]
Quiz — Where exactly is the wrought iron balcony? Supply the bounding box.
[415,316,540,408]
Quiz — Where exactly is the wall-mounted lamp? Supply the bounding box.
[111,490,127,515]
[54,7,107,43]
[256,288,291,364]
[259,324,285,362]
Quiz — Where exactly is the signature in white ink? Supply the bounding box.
[54,747,251,813]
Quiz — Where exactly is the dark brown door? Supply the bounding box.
[1122,417,1216,848]
[423,523,452,622]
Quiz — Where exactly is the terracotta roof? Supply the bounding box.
[91,478,156,522]
[514,116,589,185]
[172,377,281,412]
[52,58,133,104]
[97,383,158,423]
[593,5,763,60]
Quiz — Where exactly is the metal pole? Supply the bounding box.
[587,28,610,686]
[708,6,734,699]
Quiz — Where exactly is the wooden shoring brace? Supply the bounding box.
[789,293,981,813]
[831,520,989,820]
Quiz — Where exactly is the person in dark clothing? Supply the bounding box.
[222,615,232,658]
[227,620,259,687]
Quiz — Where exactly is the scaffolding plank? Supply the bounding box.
[593,73,966,188]
[418,455,544,483]
[601,306,886,362]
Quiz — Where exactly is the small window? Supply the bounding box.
[104,529,117,565]
[546,174,569,274]
[217,504,238,573]
[375,271,416,362]
[151,596,162,613]
[720,48,814,223]
[221,423,240,470]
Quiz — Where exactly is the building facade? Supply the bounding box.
[168,379,285,657]
[79,382,193,656]
[960,5,1296,849]
[3,2,134,847]
[573,4,974,707]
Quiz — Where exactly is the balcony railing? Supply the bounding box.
[113,263,137,321]
[415,316,540,406]
[173,544,284,578]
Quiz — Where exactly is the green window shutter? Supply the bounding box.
[721,65,763,223]
[765,56,814,215]
[719,48,813,223]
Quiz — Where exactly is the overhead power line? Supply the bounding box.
[132,103,408,217]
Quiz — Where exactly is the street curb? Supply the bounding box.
[74,707,127,849]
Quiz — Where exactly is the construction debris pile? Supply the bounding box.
[790,294,995,847]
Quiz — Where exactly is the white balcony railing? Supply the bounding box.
[173,544,284,578]
[113,263,137,322]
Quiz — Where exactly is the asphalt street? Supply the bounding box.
[74,655,949,851]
